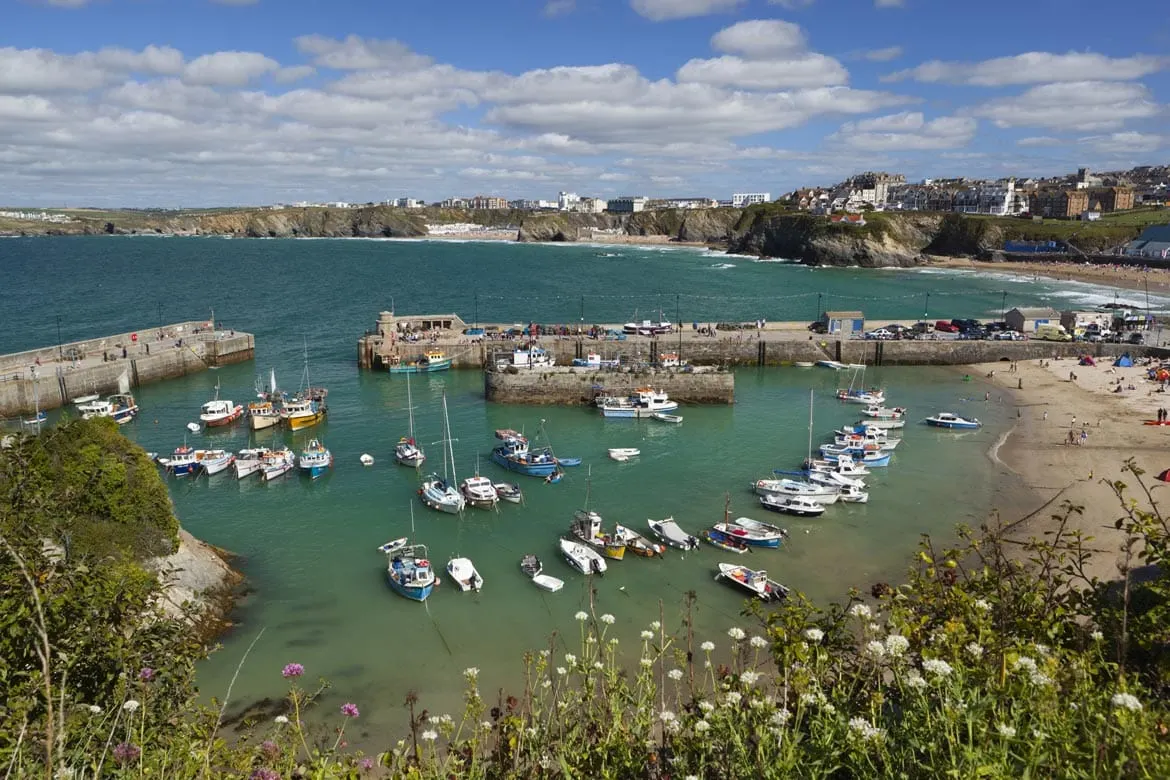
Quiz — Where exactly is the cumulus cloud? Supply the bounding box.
[294,34,431,71]
[183,52,280,86]
[1082,131,1162,154]
[711,20,806,58]
[0,45,183,92]
[829,111,976,150]
[630,0,744,22]
[884,51,1167,85]
[862,46,903,62]
[971,81,1159,131]
[677,20,848,89]
[543,0,576,16]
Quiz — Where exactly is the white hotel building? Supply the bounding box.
[732,192,772,207]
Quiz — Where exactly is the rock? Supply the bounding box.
[146,528,244,641]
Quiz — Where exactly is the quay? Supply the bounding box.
[0,321,254,418]
[357,310,1168,373]
[485,365,734,406]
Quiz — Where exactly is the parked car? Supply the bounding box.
[463,327,485,341]
[934,321,960,333]
[864,328,895,340]
[951,318,981,333]
[808,321,828,334]
[883,324,908,333]
[985,321,1008,332]
[1127,331,1145,345]
[911,321,934,335]
[958,328,989,340]
[993,331,1025,341]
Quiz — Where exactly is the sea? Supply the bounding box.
[0,236,1156,746]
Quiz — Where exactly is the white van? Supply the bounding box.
[1034,324,1072,342]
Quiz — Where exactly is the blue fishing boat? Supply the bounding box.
[925,412,982,430]
[819,448,891,468]
[298,438,333,479]
[490,423,578,477]
[385,543,436,602]
[158,445,199,476]
[386,350,452,374]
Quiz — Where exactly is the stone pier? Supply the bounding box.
[484,365,734,406]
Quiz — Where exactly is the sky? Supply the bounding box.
[2,0,1168,207]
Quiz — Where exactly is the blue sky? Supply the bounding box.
[2,0,1168,206]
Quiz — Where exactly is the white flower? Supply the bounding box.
[480,720,492,732]
[922,659,953,679]
[650,620,661,630]
[698,701,714,713]
[884,634,909,658]
[428,715,442,725]
[609,637,619,645]
[659,709,676,723]
[586,635,597,644]
[996,723,1017,738]
[463,666,480,680]
[574,611,589,622]
[640,658,653,668]
[905,671,927,690]
[722,691,742,708]
[867,622,883,635]
[770,708,791,726]
[541,679,552,689]
[668,668,684,681]
[599,613,615,625]
[974,599,991,612]
[54,769,75,780]
[1111,692,1142,712]
[700,641,715,652]
[848,717,884,741]
[750,635,768,649]
[274,715,289,725]
[823,702,836,714]
[439,714,453,725]
[685,775,700,780]
[421,729,438,742]
[864,640,886,660]
[1012,655,1037,674]
[693,720,710,734]
[1034,643,1050,657]
[593,661,603,671]
[641,630,654,640]
[539,649,550,658]
[849,603,873,619]
[554,666,566,677]
[1090,629,1104,642]
[799,692,818,705]
[964,642,984,659]
[524,726,538,738]
[564,653,577,666]
[740,670,761,686]
[1030,670,1053,687]
[87,705,103,715]
[804,628,824,643]
[727,626,746,641]
[121,700,140,713]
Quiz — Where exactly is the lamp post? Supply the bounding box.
[817,292,823,321]
[924,292,930,322]
[56,315,62,360]
[579,295,584,336]
[474,293,479,330]
[1001,291,1007,322]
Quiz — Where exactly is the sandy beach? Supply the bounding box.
[969,353,1170,581]
[933,256,1170,296]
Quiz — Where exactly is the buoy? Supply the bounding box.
[186,422,200,433]
[360,453,375,466]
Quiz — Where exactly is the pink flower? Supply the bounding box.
[281,663,304,678]
[112,742,140,765]
[138,667,154,682]
[340,702,360,718]
[260,739,279,758]
[359,757,374,772]
[250,770,280,780]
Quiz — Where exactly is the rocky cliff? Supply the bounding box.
[727,209,943,267]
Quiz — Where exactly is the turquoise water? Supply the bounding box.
[0,236,1107,745]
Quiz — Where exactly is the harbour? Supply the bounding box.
[2,235,1163,744]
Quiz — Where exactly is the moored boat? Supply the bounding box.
[715,563,788,602]
[521,553,564,592]
[712,521,782,548]
[387,350,452,374]
[837,484,870,503]
[198,449,235,476]
[608,447,640,462]
[249,368,283,430]
[158,445,199,476]
[200,383,244,427]
[651,412,683,424]
[394,374,426,467]
[386,543,436,602]
[863,405,906,419]
[559,537,607,575]
[460,473,499,510]
[282,341,328,431]
[734,516,789,537]
[647,517,700,551]
[614,524,665,557]
[858,417,905,430]
[925,412,982,430]
[447,557,484,592]
[753,478,840,505]
[261,448,296,481]
[419,392,466,513]
[570,509,626,560]
[760,494,826,517]
[234,448,271,479]
[495,345,555,370]
[494,482,524,503]
[816,360,847,370]
[598,387,679,418]
[298,439,333,479]
[704,528,751,554]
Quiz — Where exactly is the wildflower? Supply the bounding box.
[884,634,909,657]
[541,679,552,689]
[600,613,615,625]
[996,723,1016,738]
[1090,629,1104,642]
[864,640,886,660]
[574,611,589,622]
[700,641,715,652]
[693,720,710,734]
[138,667,154,682]
[973,599,991,612]
[341,703,360,718]
[87,705,102,715]
[804,628,824,643]
[848,717,884,741]
[641,630,654,640]
[1111,692,1142,712]
[539,649,550,658]
[668,668,684,681]
[525,727,538,738]
[260,740,279,757]
[848,603,872,620]
[428,715,442,725]
[750,698,766,710]
[586,635,597,644]
[54,769,75,780]
[112,742,140,765]
[964,642,984,659]
[1012,656,1037,674]
[250,770,279,780]
[770,708,791,726]
[593,661,603,671]
[659,710,677,723]
[685,776,700,780]
[121,700,140,713]
[650,620,661,630]
[799,692,818,705]
[905,671,927,690]
[698,701,714,713]
[867,622,883,635]
[740,670,761,686]
[281,663,304,678]
[359,757,374,772]
[480,721,493,732]
[750,635,768,649]
[564,653,577,666]
[274,715,289,725]
[463,667,480,680]
[609,637,619,645]
[727,626,746,641]
[1034,643,1050,657]
[639,658,652,668]
[1029,670,1053,687]
[922,659,953,679]
[421,729,438,742]
[722,691,742,708]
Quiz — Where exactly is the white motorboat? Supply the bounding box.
[734,516,788,537]
[460,474,499,509]
[608,447,640,462]
[863,405,906,419]
[559,538,608,575]
[793,362,815,368]
[809,470,866,490]
[598,387,679,418]
[521,553,564,592]
[651,412,684,424]
[816,360,847,370]
[753,478,840,505]
[837,390,886,405]
[360,453,375,466]
[494,482,523,503]
[199,449,235,476]
[647,517,700,551]
[837,484,870,503]
[715,563,788,602]
[804,456,870,477]
[760,494,826,517]
[199,382,243,427]
[447,557,484,592]
[71,393,100,405]
[859,417,905,430]
[186,422,201,434]
[835,432,900,451]
[234,448,270,479]
[262,448,296,481]
[925,412,982,430]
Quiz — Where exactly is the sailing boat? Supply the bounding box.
[754,389,839,503]
[281,338,328,431]
[419,392,466,514]
[568,468,625,560]
[22,373,46,429]
[249,368,282,430]
[460,455,499,509]
[394,373,426,467]
[836,364,885,405]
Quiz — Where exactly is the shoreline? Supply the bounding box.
[931,255,1170,297]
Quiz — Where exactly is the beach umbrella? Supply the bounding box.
[1157,469,1170,483]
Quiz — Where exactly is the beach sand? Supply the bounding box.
[933,256,1170,296]
[969,354,1170,581]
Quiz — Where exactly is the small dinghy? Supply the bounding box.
[734,516,789,537]
[614,524,666,557]
[712,521,783,549]
[559,537,607,575]
[647,517,700,551]
[447,557,484,592]
[715,563,789,602]
[377,537,408,555]
[609,447,641,462]
[651,412,683,424]
[360,453,375,466]
[793,362,815,368]
[837,484,870,503]
[760,494,826,517]
[494,482,524,503]
[186,422,201,433]
[704,527,751,554]
[521,554,564,592]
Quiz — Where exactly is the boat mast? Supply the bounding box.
[442,392,458,483]
[406,374,415,440]
[301,336,310,394]
[807,388,814,463]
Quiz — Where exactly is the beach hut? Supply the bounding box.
[1005,307,1060,333]
[820,311,865,337]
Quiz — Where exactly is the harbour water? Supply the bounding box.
[0,236,1133,745]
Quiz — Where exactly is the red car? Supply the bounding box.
[934,320,960,333]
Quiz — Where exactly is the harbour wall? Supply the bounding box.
[0,322,254,417]
[484,366,734,406]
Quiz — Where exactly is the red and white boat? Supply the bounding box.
[199,383,243,427]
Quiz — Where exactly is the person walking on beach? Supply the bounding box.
[1080,429,1088,446]
[1071,415,1077,427]
[1043,410,1048,421]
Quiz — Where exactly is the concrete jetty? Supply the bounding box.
[0,321,254,418]
[485,365,734,406]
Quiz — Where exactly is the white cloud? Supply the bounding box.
[875,0,904,7]
[1082,131,1162,154]
[182,52,280,86]
[274,65,316,84]
[1016,136,1064,147]
[0,45,184,93]
[885,51,1167,86]
[0,95,61,121]
[543,0,576,16]
[830,112,976,150]
[972,81,1159,131]
[630,0,744,22]
[212,0,260,4]
[711,20,806,58]
[769,0,816,8]
[294,34,431,71]
[863,46,902,62]
[677,54,847,89]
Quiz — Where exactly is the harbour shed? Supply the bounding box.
[821,311,865,336]
[1006,307,1060,333]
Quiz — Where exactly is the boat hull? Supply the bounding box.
[235,459,264,479]
[168,462,198,477]
[250,413,281,431]
[201,456,235,476]
[388,358,452,374]
[203,408,243,427]
[288,411,326,431]
[263,463,293,481]
[386,574,434,601]
[600,402,679,419]
[490,447,558,477]
[926,419,980,430]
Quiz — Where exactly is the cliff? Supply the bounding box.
[728,209,943,267]
[148,529,244,642]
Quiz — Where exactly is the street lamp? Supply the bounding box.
[924,292,930,322]
[1001,291,1007,322]
[817,292,823,321]
[56,315,62,360]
